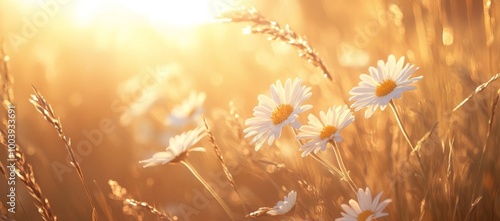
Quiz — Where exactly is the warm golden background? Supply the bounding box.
[1,0,499,220]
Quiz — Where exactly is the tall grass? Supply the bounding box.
[29,86,98,220]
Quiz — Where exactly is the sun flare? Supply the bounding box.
[120,0,214,26]
[72,0,216,27]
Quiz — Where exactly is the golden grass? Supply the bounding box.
[452,73,500,113]
[29,86,98,220]
[0,130,57,221]
[202,117,248,214]
[0,45,56,221]
[218,7,333,81]
[108,180,175,220]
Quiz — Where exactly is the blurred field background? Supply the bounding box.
[1,0,500,220]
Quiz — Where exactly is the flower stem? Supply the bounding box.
[332,142,358,192]
[292,129,342,174]
[292,129,353,191]
[310,153,343,178]
[181,160,236,221]
[389,100,415,151]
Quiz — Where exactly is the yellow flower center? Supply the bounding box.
[319,125,338,140]
[375,80,397,97]
[357,210,374,221]
[271,104,294,125]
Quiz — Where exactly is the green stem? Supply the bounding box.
[389,100,415,151]
[181,160,236,221]
[332,142,358,192]
[389,99,427,182]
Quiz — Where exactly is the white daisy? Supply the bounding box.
[349,55,422,118]
[336,188,392,221]
[139,127,206,167]
[244,78,312,151]
[267,190,297,216]
[166,92,206,127]
[296,105,354,157]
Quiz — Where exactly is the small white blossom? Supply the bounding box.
[336,188,392,221]
[166,92,206,127]
[139,127,206,167]
[297,105,354,157]
[267,190,297,216]
[349,55,422,118]
[244,78,312,151]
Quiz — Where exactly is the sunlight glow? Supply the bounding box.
[73,0,215,27]
[120,0,214,26]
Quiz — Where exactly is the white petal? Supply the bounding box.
[348,199,362,214]
[189,147,206,152]
[341,204,358,217]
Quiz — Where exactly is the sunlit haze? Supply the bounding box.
[1,0,499,220]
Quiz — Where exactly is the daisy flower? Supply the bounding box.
[166,92,206,127]
[244,78,312,151]
[336,188,392,221]
[267,190,297,216]
[247,190,297,218]
[349,55,422,118]
[297,105,354,157]
[139,127,206,167]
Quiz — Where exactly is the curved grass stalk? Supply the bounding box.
[203,117,248,214]
[30,86,97,220]
[181,160,236,221]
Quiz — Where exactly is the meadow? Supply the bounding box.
[0,0,499,220]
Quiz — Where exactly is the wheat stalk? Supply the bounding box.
[0,159,31,221]
[452,73,500,112]
[412,122,438,154]
[202,116,248,214]
[108,180,174,220]
[228,101,251,151]
[218,7,333,81]
[468,89,500,218]
[0,40,14,108]
[0,129,57,221]
[0,43,56,221]
[181,160,237,220]
[29,85,98,220]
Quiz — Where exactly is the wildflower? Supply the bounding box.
[244,78,312,151]
[267,190,297,216]
[336,188,392,221]
[349,55,422,118]
[139,127,206,167]
[166,92,206,127]
[297,105,354,157]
